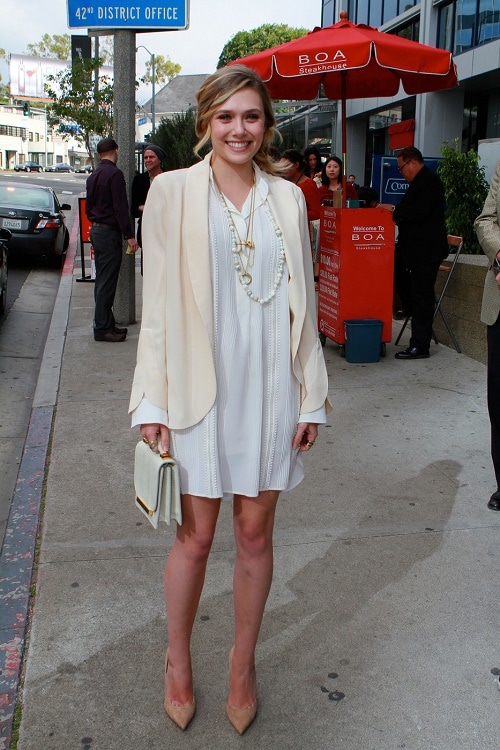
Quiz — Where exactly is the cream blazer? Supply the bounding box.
[475,160,500,326]
[129,153,331,430]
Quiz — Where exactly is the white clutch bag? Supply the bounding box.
[134,439,182,528]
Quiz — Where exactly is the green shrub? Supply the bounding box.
[438,139,489,254]
[148,109,209,171]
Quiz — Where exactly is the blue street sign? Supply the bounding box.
[137,117,147,125]
[67,1,189,30]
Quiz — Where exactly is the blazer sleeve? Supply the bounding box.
[286,183,332,415]
[475,160,500,262]
[128,176,171,413]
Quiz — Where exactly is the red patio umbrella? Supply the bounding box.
[231,11,458,204]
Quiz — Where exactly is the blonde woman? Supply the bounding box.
[130,65,330,735]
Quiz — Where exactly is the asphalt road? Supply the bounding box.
[0,171,83,546]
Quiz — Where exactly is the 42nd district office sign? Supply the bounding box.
[67,0,189,29]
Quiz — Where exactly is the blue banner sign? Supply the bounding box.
[67,1,189,29]
[371,155,442,206]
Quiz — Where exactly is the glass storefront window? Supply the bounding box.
[342,0,416,26]
[369,0,383,27]
[478,0,500,44]
[456,0,477,52]
[391,19,420,41]
[357,2,369,24]
[322,0,335,26]
[275,103,338,155]
[383,0,399,24]
[438,2,456,51]
[437,0,500,52]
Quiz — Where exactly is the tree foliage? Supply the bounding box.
[141,54,181,86]
[45,59,114,166]
[438,139,489,254]
[149,110,209,170]
[217,23,309,68]
[24,33,114,64]
[26,34,71,59]
[0,48,8,99]
[92,37,114,65]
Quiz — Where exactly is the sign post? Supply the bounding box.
[67,0,190,324]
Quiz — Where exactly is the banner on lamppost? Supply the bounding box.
[67,1,190,30]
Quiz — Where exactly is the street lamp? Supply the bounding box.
[136,44,156,134]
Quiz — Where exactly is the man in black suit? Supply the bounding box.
[348,174,359,192]
[391,147,448,359]
[86,138,138,342]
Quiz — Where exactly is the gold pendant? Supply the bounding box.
[240,272,252,285]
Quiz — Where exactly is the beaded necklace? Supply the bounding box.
[217,179,286,305]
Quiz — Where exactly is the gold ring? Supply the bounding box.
[150,439,158,447]
[306,440,315,447]
[142,437,150,445]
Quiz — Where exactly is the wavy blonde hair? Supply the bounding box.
[194,65,281,175]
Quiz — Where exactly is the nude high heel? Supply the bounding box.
[164,651,196,730]
[226,646,257,735]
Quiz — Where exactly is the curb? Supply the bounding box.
[0,214,78,749]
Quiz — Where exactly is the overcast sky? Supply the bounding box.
[0,0,323,102]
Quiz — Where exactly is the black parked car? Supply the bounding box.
[0,182,71,267]
[0,227,10,314]
[52,163,74,173]
[13,161,43,173]
[45,163,73,173]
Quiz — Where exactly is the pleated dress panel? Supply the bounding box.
[169,172,303,499]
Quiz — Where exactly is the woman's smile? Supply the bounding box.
[210,89,265,169]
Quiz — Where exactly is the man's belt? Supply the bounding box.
[92,222,119,230]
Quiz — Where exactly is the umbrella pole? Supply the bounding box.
[341,71,347,209]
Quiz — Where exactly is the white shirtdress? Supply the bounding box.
[169,172,303,499]
[132,169,326,499]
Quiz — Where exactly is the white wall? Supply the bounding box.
[0,107,84,169]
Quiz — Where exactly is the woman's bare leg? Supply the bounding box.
[229,490,280,708]
[164,494,221,704]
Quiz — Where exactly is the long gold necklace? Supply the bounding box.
[218,181,256,285]
[216,178,286,305]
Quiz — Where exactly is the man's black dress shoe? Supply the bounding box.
[94,331,126,342]
[393,309,412,321]
[487,491,500,511]
[113,326,128,335]
[395,346,430,360]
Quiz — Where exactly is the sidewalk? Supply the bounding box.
[4,239,500,748]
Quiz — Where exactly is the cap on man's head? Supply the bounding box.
[97,137,119,154]
[144,144,166,161]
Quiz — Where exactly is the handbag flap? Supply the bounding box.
[134,440,175,514]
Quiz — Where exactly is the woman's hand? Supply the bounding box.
[140,423,171,453]
[293,422,319,452]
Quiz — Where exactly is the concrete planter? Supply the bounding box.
[433,254,488,364]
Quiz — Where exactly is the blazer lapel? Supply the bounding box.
[184,155,214,340]
[267,181,307,360]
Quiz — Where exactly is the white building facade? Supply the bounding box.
[0,104,87,170]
